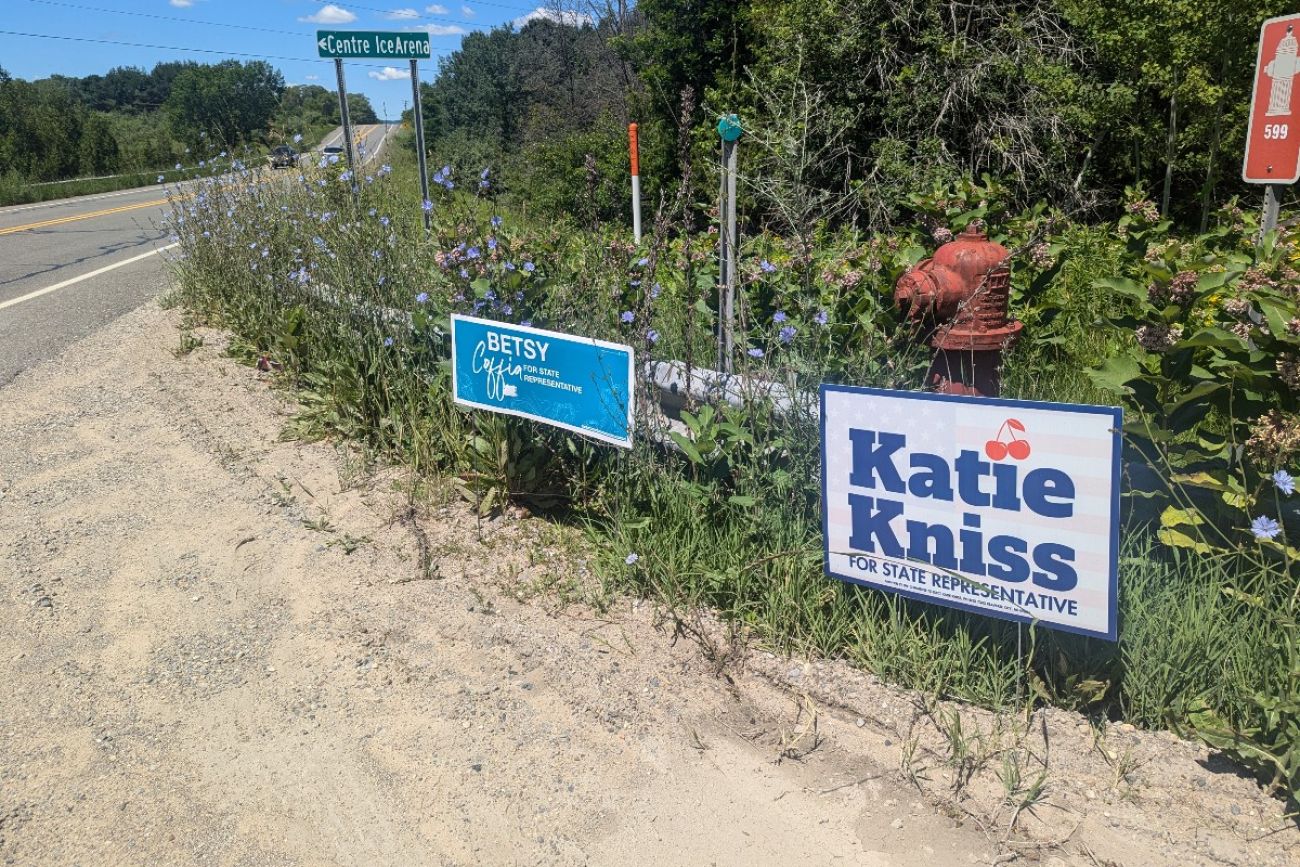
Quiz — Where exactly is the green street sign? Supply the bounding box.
[316,30,432,60]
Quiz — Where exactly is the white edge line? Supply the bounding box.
[0,243,178,312]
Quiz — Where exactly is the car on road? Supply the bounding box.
[322,146,344,156]
[269,145,298,169]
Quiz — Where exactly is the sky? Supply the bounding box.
[0,0,591,119]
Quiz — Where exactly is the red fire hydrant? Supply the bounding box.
[894,225,1022,396]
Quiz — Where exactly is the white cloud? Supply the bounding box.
[169,0,193,7]
[460,4,475,16]
[298,4,356,24]
[426,3,448,13]
[513,7,593,27]
[305,74,320,81]
[385,7,420,18]
[405,22,467,35]
[368,66,412,81]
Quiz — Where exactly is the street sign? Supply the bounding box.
[1244,14,1300,184]
[316,30,431,60]
[820,385,1122,641]
[450,315,635,448]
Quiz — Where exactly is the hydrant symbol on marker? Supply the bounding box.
[1267,25,1299,116]
[985,419,1031,461]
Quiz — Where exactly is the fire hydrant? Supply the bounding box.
[894,225,1022,396]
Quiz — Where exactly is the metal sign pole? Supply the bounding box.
[334,58,356,173]
[410,58,431,237]
[1262,183,1281,240]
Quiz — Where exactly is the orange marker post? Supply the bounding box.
[629,123,642,243]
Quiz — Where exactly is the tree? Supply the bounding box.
[165,61,285,150]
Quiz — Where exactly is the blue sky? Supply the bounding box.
[1,0,579,119]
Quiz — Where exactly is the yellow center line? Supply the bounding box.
[0,197,170,236]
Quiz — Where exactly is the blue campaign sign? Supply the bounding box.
[450,315,635,448]
[821,384,1122,641]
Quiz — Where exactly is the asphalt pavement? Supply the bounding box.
[0,124,391,386]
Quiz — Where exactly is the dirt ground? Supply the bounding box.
[1,302,1297,867]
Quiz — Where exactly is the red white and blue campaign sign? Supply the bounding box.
[821,385,1121,641]
[451,315,635,448]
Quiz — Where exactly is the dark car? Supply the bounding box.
[322,145,344,156]
[270,145,298,169]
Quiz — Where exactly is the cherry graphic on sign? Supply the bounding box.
[984,419,1031,461]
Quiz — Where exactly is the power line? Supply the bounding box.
[23,0,305,38]
[0,29,454,68]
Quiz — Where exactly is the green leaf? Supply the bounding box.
[668,432,704,465]
[1157,526,1218,554]
[1093,277,1147,301]
[728,495,756,507]
[1087,354,1143,395]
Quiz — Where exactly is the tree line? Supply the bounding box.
[408,0,1295,228]
[0,60,378,183]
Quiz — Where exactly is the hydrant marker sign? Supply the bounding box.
[450,314,634,448]
[821,385,1122,641]
[1243,14,1300,184]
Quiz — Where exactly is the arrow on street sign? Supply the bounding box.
[315,30,432,60]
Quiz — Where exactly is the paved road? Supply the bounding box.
[0,124,391,386]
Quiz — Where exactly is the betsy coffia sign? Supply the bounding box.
[821,385,1121,641]
[451,315,634,448]
[316,30,432,59]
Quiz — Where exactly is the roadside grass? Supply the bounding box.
[162,140,1297,796]
[0,167,192,208]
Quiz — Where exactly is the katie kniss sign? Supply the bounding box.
[821,385,1121,641]
[451,315,634,448]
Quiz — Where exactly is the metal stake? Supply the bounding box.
[334,58,356,173]
[1262,183,1281,241]
[629,123,642,244]
[410,58,432,237]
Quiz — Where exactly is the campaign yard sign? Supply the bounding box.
[821,385,1121,641]
[450,315,634,448]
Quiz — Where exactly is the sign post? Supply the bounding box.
[410,58,431,237]
[333,58,356,172]
[821,385,1122,641]
[1243,14,1300,237]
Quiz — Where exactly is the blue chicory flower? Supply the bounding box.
[747,347,765,358]
[523,261,535,273]
[760,259,776,273]
[487,237,497,250]
[625,553,639,565]
[779,325,796,344]
[416,292,429,304]
[814,309,829,326]
[422,199,433,213]
[1274,469,1296,496]
[157,175,165,183]
[620,310,635,324]
[384,336,394,347]
[773,310,787,323]
[491,215,503,228]
[380,216,391,227]
[646,329,660,344]
[379,164,392,176]
[293,133,303,143]
[467,246,481,259]
[1252,515,1283,540]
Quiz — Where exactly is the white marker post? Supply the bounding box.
[629,123,642,244]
